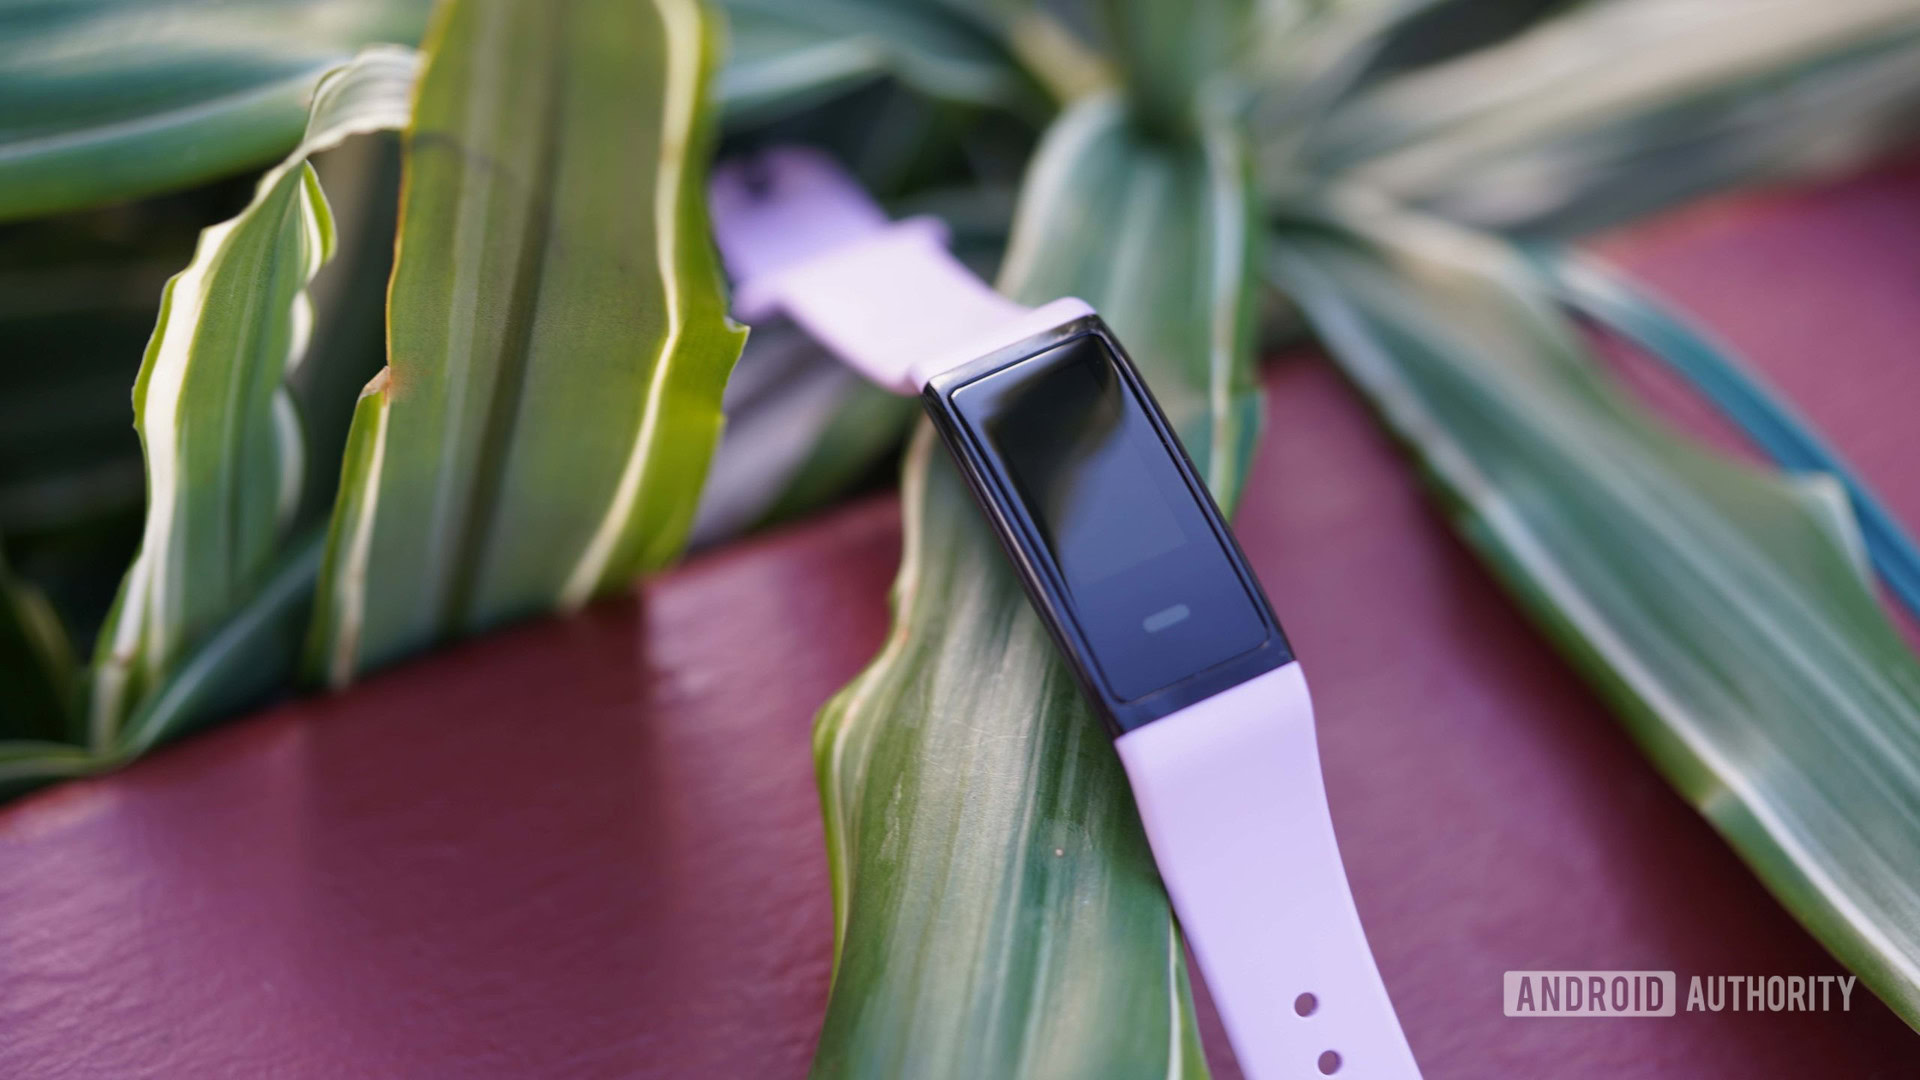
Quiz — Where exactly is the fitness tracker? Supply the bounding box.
[711,148,1421,1079]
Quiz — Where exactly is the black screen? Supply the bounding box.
[952,335,1268,701]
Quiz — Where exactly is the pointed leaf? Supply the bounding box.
[0,0,432,220]
[119,528,328,755]
[1270,197,1920,1028]
[87,47,418,747]
[1097,0,1253,135]
[1287,0,1920,235]
[307,0,745,688]
[720,0,1038,125]
[812,96,1260,1078]
[1540,248,1920,622]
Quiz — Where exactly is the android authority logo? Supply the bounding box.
[1503,971,1860,1017]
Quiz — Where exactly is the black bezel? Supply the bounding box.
[921,314,1292,735]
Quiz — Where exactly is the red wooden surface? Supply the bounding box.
[4,159,1920,1077]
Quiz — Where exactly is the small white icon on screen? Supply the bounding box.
[1143,604,1191,633]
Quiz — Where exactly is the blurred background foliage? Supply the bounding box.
[5,0,1920,1073]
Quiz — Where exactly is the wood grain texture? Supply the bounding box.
[3,158,1920,1077]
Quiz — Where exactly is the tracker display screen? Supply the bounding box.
[950,335,1268,701]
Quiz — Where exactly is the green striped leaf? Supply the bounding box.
[1536,248,1920,623]
[118,528,329,755]
[1240,0,1542,150]
[1097,0,1253,135]
[811,96,1259,1078]
[720,0,1038,126]
[87,47,418,748]
[0,0,432,221]
[305,375,390,688]
[306,0,745,688]
[1269,195,1920,1028]
[1288,0,1920,235]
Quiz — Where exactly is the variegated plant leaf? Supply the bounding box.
[1283,0,1920,236]
[306,0,745,688]
[720,0,1040,126]
[1097,0,1255,135]
[1243,0,1546,149]
[0,0,432,221]
[116,530,329,756]
[86,47,418,749]
[1269,193,1920,1028]
[811,95,1260,1078]
[1537,247,1920,623]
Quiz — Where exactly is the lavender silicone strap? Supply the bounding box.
[1118,663,1423,1078]
[709,146,1089,393]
